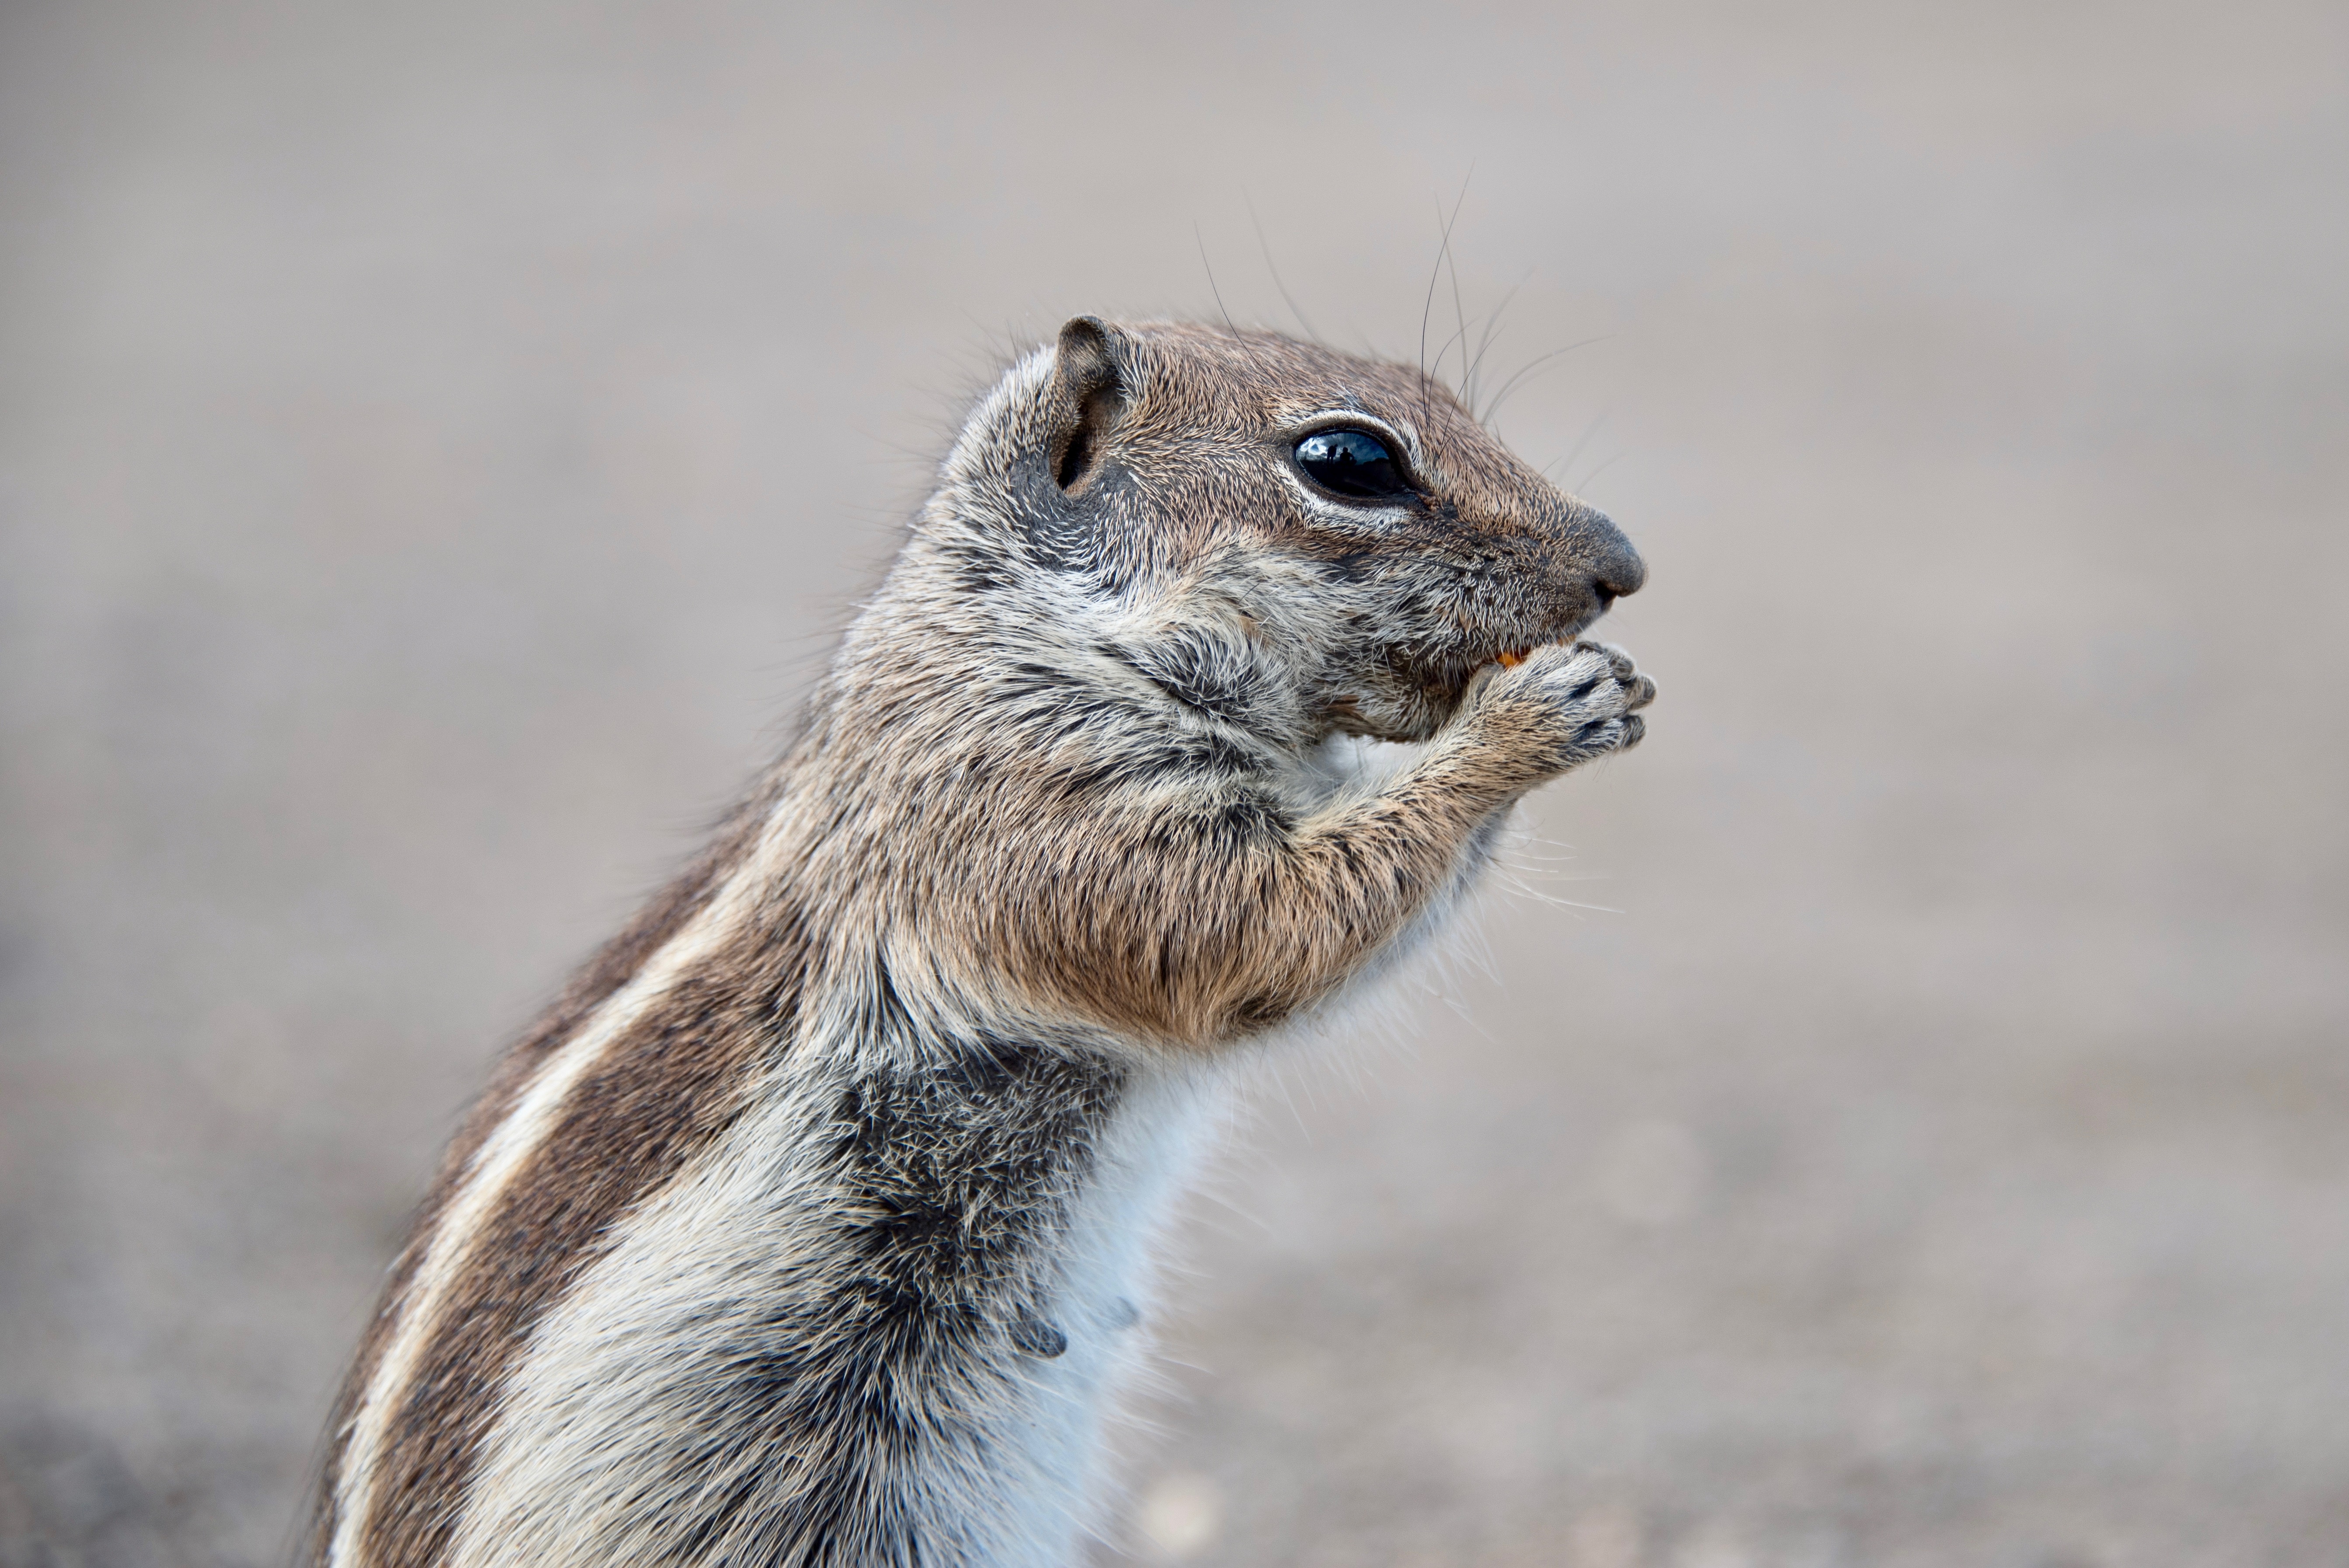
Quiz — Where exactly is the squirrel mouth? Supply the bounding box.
[1387,625,1587,710]
[1492,639,1572,670]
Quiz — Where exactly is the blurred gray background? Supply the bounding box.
[3,2,2345,1564]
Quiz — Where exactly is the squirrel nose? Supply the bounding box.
[1578,508,1647,605]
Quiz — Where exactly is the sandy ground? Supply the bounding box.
[2,2,2345,1564]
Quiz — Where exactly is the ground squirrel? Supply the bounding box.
[310,317,1653,1567]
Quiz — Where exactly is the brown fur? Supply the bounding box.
[360,901,816,1565]
[312,318,1653,1568]
[308,783,791,1561]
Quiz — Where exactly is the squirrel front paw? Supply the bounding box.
[1465,640,1656,780]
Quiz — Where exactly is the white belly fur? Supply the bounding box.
[446,1044,1230,1568]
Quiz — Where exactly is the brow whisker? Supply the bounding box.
[1245,193,1321,344]
[1418,216,1443,425]
[1481,336,1607,425]
[1543,413,1608,483]
[1462,269,1534,414]
[1572,447,1627,493]
[1195,222,1237,336]
[1442,176,1471,394]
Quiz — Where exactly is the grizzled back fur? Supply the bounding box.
[311,318,1652,1568]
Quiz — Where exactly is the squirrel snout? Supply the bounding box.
[1575,507,1647,608]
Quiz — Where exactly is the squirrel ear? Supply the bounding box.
[1049,317,1126,493]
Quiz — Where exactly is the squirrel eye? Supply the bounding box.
[1294,428,1410,502]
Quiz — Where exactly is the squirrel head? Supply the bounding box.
[918,317,1646,746]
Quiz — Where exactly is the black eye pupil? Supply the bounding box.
[1295,429,1408,501]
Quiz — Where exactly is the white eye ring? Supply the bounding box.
[1280,411,1426,517]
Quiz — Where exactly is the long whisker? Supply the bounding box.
[1443,190,1470,394]
[1543,412,1608,482]
[1195,222,1237,336]
[1430,314,1477,402]
[1480,335,1607,425]
[1463,269,1534,415]
[1418,211,1444,427]
[1245,194,1321,343]
[1572,447,1627,493]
